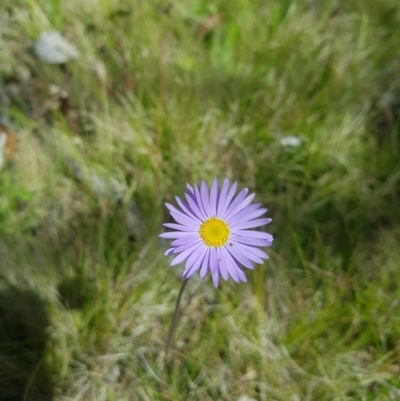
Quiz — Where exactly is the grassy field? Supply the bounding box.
[1,0,400,400]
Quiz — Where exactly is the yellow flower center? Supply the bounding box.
[199,217,230,247]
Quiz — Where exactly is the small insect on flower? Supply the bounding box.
[160,178,273,287]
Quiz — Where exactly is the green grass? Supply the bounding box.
[1,0,400,399]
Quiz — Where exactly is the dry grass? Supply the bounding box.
[1,0,400,400]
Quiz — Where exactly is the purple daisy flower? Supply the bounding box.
[160,178,273,287]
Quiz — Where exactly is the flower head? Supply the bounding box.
[160,178,273,287]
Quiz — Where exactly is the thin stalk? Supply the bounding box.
[164,279,189,365]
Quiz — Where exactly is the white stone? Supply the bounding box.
[33,31,79,64]
[280,135,303,147]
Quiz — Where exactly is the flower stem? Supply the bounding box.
[164,279,189,366]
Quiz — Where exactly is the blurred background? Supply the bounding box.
[1,0,400,400]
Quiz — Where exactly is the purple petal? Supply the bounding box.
[217,247,229,280]
[209,178,219,216]
[171,234,200,247]
[230,230,273,242]
[201,181,210,216]
[185,193,206,221]
[194,183,208,219]
[166,203,199,227]
[186,183,194,194]
[172,239,202,254]
[219,181,238,218]
[233,218,272,230]
[230,233,272,247]
[163,223,197,232]
[237,269,247,282]
[170,211,200,228]
[228,243,264,264]
[170,242,201,266]
[221,247,246,283]
[222,188,249,219]
[164,248,175,256]
[175,196,201,223]
[226,246,255,270]
[183,245,204,269]
[228,206,267,225]
[217,178,230,217]
[210,248,220,287]
[225,188,256,220]
[200,248,211,278]
[160,231,192,239]
[231,242,269,261]
[183,246,207,279]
